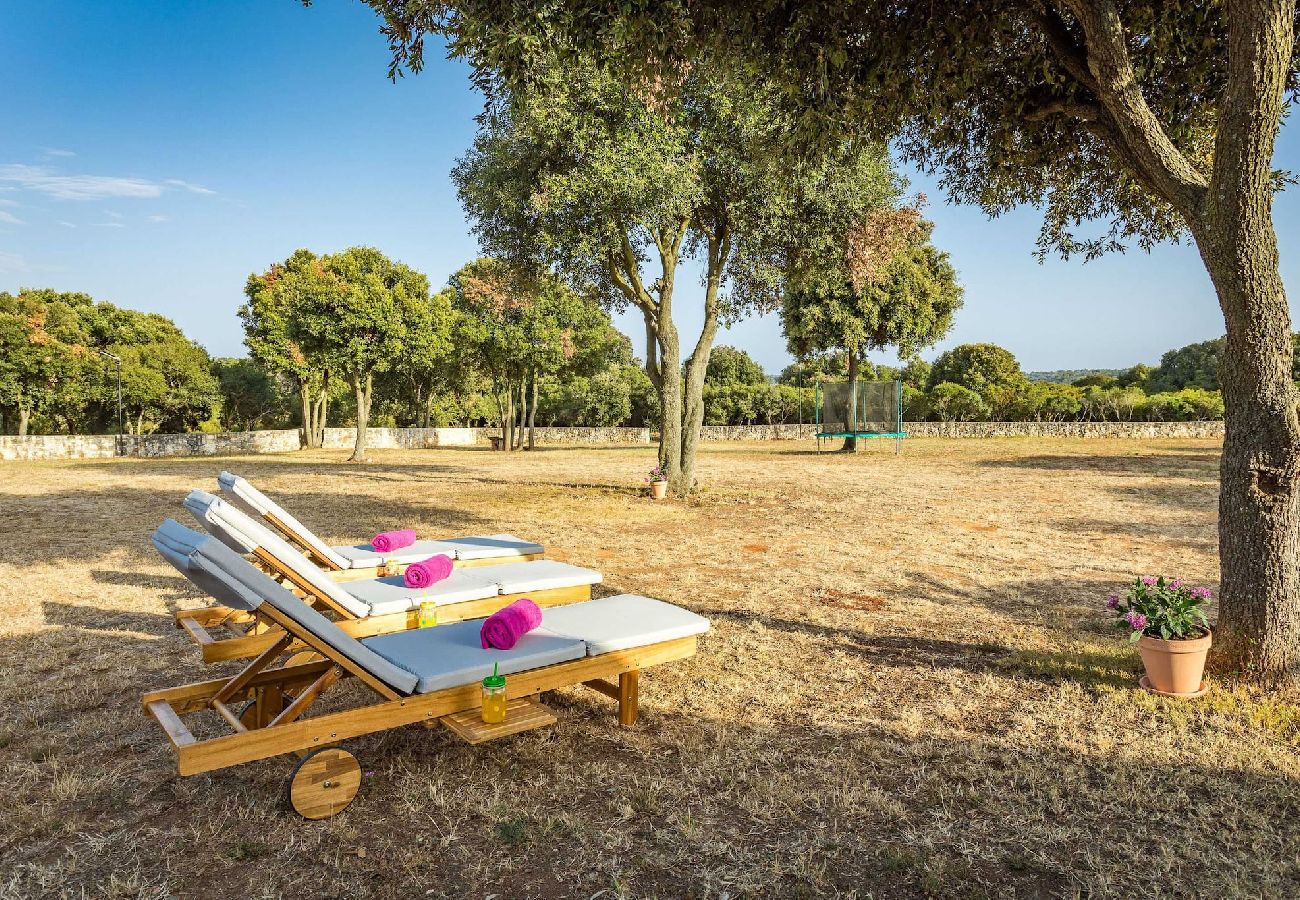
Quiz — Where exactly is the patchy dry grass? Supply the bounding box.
[0,437,1297,898]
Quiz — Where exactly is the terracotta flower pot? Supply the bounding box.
[649,480,668,500]
[1137,630,1211,696]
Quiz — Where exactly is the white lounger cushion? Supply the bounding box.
[438,534,545,561]
[185,490,372,618]
[219,472,545,569]
[217,471,353,570]
[487,560,602,594]
[332,540,462,567]
[343,569,503,616]
[362,620,587,693]
[539,595,710,655]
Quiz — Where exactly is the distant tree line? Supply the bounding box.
[2,279,1244,439]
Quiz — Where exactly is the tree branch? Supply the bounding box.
[1057,0,1208,215]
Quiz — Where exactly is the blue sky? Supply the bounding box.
[3,1,1298,376]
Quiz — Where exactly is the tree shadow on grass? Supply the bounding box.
[0,483,490,566]
[979,449,1220,483]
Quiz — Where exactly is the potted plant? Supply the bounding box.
[646,464,668,500]
[1107,576,1213,697]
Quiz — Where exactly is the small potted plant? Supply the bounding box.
[1107,576,1213,697]
[646,464,668,500]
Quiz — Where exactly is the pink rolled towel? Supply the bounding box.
[371,529,416,553]
[480,598,543,650]
[404,554,453,589]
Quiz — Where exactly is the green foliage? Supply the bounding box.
[213,358,291,431]
[777,353,846,387]
[705,346,767,387]
[1071,373,1117,388]
[1027,369,1124,384]
[0,288,219,435]
[1146,337,1224,392]
[1108,577,1212,643]
[782,221,963,366]
[927,344,1024,398]
[703,382,813,426]
[924,382,989,422]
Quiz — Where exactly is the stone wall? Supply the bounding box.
[0,420,1220,461]
[697,421,1224,440]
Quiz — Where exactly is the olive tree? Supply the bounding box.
[361,0,1300,681]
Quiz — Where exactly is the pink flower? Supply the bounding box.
[1125,610,1148,630]
[1169,578,1183,590]
[1141,576,1157,587]
[1190,586,1213,600]
[1106,594,1119,609]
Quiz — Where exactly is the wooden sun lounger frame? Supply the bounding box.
[257,508,542,581]
[143,596,697,789]
[172,543,590,664]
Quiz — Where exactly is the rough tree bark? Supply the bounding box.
[350,372,373,462]
[17,406,29,437]
[1043,0,1300,680]
[678,228,729,493]
[840,350,861,453]
[528,371,538,450]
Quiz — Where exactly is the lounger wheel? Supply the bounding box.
[288,748,361,820]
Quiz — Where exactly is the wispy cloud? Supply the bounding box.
[0,251,29,273]
[0,210,24,226]
[57,220,76,228]
[147,214,170,223]
[94,221,126,228]
[0,164,215,200]
[43,148,76,158]
[164,178,216,196]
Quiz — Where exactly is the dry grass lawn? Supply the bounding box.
[1,437,1298,898]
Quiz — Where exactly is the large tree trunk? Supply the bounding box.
[679,311,719,495]
[657,323,684,488]
[1192,0,1300,682]
[841,350,860,453]
[350,373,372,462]
[17,405,29,437]
[298,382,314,448]
[528,371,538,450]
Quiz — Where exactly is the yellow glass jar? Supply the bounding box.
[481,670,507,724]
[417,601,437,629]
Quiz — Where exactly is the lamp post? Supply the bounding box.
[95,349,123,455]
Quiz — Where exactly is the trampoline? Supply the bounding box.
[815,378,905,453]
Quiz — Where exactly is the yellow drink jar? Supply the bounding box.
[481,664,507,724]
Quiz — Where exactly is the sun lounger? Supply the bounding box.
[216,471,542,578]
[143,523,708,818]
[170,493,601,663]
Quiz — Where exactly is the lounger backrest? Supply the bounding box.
[217,471,350,570]
[184,490,371,618]
[153,519,419,695]
[153,518,274,612]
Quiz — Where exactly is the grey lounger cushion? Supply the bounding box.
[153,518,272,613]
[343,569,503,617]
[185,490,372,618]
[540,594,710,655]
[487,559,602,594]
[362,619,586,693]
[332,540,462,567]
[440,534,544,560]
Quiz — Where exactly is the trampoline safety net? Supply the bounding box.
[815,379,902,436]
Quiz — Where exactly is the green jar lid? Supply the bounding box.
[482,674,506,689]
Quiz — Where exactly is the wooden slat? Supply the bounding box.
[252,547,357,619]
[270,666,342,728]
[583,678,620,700]
[211,699,249,733]
[174,605,256,628]
[212,634,292,704]
[177,616,215,647]
[618,670,640,726]
[264,510,342,570]
[441,699,557,744]
[143,659,335,713]
[172,636,698,776]
[146,699,196,748]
